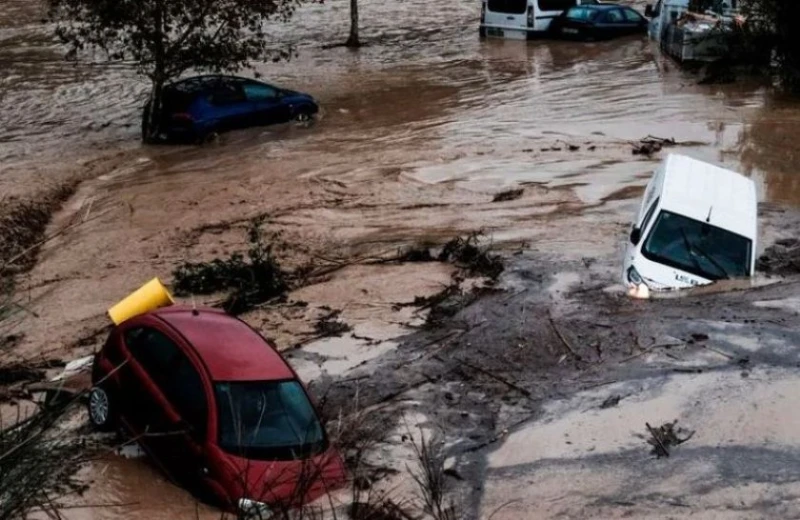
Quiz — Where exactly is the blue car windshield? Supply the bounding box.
[642,210,752,281]
[215,380,326,460]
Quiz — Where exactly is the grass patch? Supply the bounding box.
[172,217,290,315]
[408,430,460,520]
[0,183,78,277]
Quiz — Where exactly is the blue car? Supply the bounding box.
[548,4,649,41]
[142,75,320,143]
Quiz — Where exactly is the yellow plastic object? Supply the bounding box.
[107,277,175,325]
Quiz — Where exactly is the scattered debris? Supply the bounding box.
[568,144,580,152]
[450,356,532,398]
[600,395,622,409]
[688,333,709,343]
[438,233,504,280]
[314,309,352,337]
[632,136,676,156]
[645,420,695,458]
[757,238,800,275]
[0,359,63,386]
[549,313,582,361]
[492,188,524,203]
[394,245,436,263]
[172,217,290,314]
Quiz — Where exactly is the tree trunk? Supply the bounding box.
[142,81,164,144]
[143,0,166,143]
[345,0,360,47]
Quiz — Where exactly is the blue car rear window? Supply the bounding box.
[566,7,600,21]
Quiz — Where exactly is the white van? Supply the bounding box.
[480,0,599,39]
[622,154,757,293]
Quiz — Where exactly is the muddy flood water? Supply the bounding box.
[3,0,800,517]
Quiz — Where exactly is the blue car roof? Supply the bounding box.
[166,75,273,94]
[573,3,625,10]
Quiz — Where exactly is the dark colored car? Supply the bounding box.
[88,306,346,515]
[548,4,649,40]
[142,75,320,142]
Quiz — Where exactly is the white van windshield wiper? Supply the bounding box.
[679,226,705,276]
[680,226,729,280]
[691,241,730,279]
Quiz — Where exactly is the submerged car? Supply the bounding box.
[479,0,600,40]
[548,4,649,40]
[623,154,757,294]
[142,75,320,142]
[88,306,345,514]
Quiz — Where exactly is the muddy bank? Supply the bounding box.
[3,0,800,515]
[310,217,800,518]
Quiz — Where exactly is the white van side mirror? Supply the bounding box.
[630,227,642,245]
[644,4,654,17]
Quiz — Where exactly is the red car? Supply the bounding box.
[88,306,346,515]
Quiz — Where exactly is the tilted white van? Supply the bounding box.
[623,154,757,294]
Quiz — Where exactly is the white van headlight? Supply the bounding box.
[238,498,273,519]
[627,266,644,285]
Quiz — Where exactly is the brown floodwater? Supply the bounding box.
[3,0,800,518]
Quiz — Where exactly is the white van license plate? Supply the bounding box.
[562,28,579,34]
[488,27,504,37]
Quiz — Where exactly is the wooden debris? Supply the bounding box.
[645,420,695,458]
[492,188,524,203]
[548,314,583,361]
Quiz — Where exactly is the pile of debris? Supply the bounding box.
[757,239,800,275]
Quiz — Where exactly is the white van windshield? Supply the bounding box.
[642,211,751,281]
[487,0,527,14]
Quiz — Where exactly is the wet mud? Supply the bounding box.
[3,0,800,517]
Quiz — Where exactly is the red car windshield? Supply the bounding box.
[215,380,327,460]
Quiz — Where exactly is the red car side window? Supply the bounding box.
[124,327,180,384]
[124,326,208,438]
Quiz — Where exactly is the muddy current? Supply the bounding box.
[3,0,800,518]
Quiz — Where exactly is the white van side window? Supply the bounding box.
[640,197,660,232]
[538,0,577,10]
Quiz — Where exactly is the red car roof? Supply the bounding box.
[152,306,294,382]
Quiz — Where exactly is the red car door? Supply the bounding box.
[151,340,213,490]
[117,322,208,488]
[115,324,177,441]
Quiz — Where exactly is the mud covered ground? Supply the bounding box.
[4,0,800,517]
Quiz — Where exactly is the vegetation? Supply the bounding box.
[0,184,78,278]
[738,0,800,91]
[172,217,289,315]
[47,0,309,142]
[0,399,88,520]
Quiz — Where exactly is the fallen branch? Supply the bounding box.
[646,422,670,458]
[548,314,582,361]
[448,357,531,398]
[619,341,684,363]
